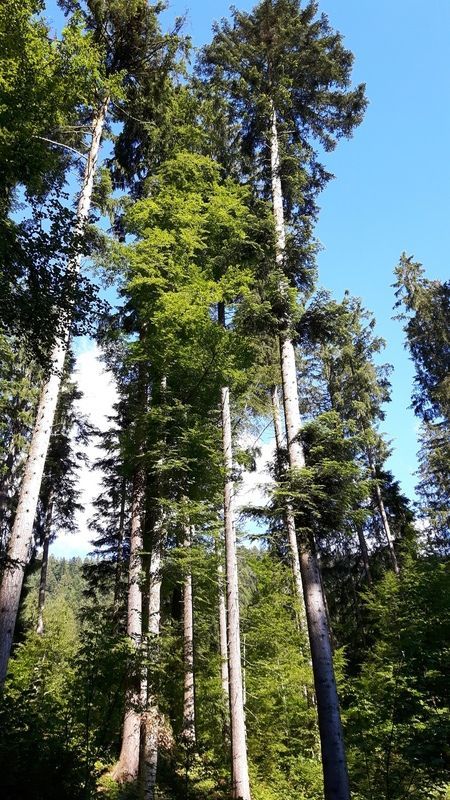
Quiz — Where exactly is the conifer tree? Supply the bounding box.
[0,0,183,687]
[202,4,366,797]
[34,356,89,635]
[299,292,402,572]
[394,255,449,549]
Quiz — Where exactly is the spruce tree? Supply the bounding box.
[394,255,449,549]
[201,4,366,797]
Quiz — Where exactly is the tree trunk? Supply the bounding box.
[181,526,196,748]
[142,539,162,800]
[219,332,251,800]
[355,525,372,585]
[218,558,230,702]
[114,477,127,613]
[36,497,54,636]
[0,96,109,687]
[271,385,306,629]
[112,468,144,784]
[270,103,350,800]
[368,455,399,574]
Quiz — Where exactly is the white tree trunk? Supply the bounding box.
[0,96,109,687]
[271,385,306,628]
[143,540,162,800]
[181,526,196,747]
[221,383,251,800]
[113,468,144,784]
[368,456,399,574]
[114,478,127,612]
[270,104,350,800]
[36,496,54,636]
[218,559,230,702]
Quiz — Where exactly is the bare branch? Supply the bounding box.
[32,136,87,160]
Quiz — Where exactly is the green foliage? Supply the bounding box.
[394,255,449,547]
[345,558,450,799]
[241,551,322,799]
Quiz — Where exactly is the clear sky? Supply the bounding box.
[46,0,450,510]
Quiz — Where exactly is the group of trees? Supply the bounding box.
[0,1,448,799]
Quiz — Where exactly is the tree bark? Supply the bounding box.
[0,96,109,687]
[270,103,350,800]
[36,496,54,636]
[112,468,145,784]
[142,538,162,800]
[114,477,127,613]
[355,525,372,585]
[271,385,306,629]
[368,455,399,574]
[220,354,251,800]
[181,526,196,748]
[218,558,230,702]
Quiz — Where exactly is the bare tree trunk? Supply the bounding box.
[114,477,127,613]
[112,468,144,784]
[219,314,251,800]
[0,96,109,687]
[355,525,372,585]
[271,385,306,629]
[270,104,350,800]
[143,539,162,800]
[181,526,196,748]
[218,559,230,702]
[368,456,399,574]
[36,497,54,636]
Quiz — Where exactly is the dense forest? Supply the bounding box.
[0,1,449,799]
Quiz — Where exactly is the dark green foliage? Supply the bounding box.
[200,0,366,293]
[394,256,449,548]
[345,558,450,799]
[394,256,449,423]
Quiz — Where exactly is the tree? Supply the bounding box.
[394,255,449,549]
[299,292,403,572]
[34,354,89,635]
[201,4,366,796]
[345,557,450,800]
[0,0,184,687]
[0,1,106,359]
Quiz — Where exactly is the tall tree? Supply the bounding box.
[202,3,366,797]
[394,255,449,549]
[34,356,89,635]
[299,292,402,572]
[0,0,183,687]
[0,2,106,359]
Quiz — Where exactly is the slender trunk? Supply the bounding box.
[0,96,109,687]
[142,374,167,799]
[181,526,196,748]
[113,468,144,783]
[271,385,306,629]
[114,477,127,613]
[36,497,54,636]
[368,456,399,574]
[218,559,230,702]
[355,525,372,585]
[219,327,251,800]
[143,539,162,800]
[270,104,350,800]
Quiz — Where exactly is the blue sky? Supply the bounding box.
[46,0,450,503]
